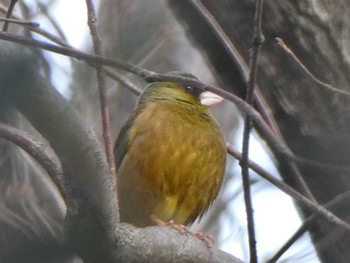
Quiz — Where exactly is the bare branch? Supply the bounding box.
[276,37,350,97]
[85,0,117,201]
[0,17,39,28]
[239,0,265,260]
[267,191,350,263]
[2,0,18,32]
[227,145,350,232]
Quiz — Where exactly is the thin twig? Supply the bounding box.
[2,0,17,32]
[289,154,350,174]
[0,3,70,46]
[267,190,350,263]
[0,17,39,28]
[227,145,350,232]
[37,2,67,42]
[276,37,350,97]
[240,0,265,261]
[0,31,149,80]
[85,0,117,194]
[107,70,142,95]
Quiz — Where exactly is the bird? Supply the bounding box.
[114,72,226,228]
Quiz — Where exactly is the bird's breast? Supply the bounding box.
[117,101,226,226]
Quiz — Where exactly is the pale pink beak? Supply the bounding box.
[200,91,224,107]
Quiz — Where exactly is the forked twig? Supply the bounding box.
[276,37,350,97]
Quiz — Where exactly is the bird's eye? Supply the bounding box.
[185,86,194,93]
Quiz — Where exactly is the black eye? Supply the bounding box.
[185,86,194,93]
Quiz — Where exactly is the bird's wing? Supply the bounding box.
[114,105,145,169]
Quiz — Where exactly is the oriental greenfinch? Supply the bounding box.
[114,72,226,227]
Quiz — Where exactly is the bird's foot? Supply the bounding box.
[150,214,214,247]
[150,215,189,235]
[167,220,190,235]
[194,232,214,248]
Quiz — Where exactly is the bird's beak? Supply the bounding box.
[200,91,224,107]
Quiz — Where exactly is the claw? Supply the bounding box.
[150,214,214,247]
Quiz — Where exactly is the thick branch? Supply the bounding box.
[0,122,65,197]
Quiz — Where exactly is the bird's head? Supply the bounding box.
[139,72,202,106]
[139,72,223,107]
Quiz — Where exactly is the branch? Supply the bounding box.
[227,145,350,232]
[276,37,350,97]
[267,190,350,262]
[240,0,265,260]
[0,122,65,197]
[85,0,117,201]
[2,0,17,32]
[112,224,243,263]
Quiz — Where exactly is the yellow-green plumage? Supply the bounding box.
[114,74,226,227]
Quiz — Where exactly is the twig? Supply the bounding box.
[107,70,142,95]
[0,3,70,46]
[227,145,350,232]
[2,0,17,32]
[289,154,350,174]
[276,37,350,97]
[37,2,67,42]
[240,0,265,261]
[0,31,150,77]
[0,17,39,28]
[267,190,350,263]
[85,0,117,195]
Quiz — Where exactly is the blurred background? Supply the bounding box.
[5,0,347,262]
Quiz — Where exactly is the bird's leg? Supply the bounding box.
[150,214,214,247]
[194,232,214,248]
[150,214,189,235]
